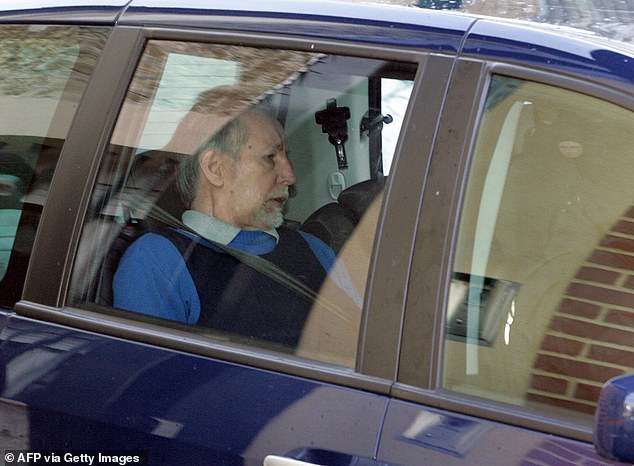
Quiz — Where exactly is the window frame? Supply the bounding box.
[17,24,451,392]
[397,58,634,442]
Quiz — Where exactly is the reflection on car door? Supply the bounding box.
[2,317,388,464]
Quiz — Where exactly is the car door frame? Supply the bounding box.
[15,18,457,393]
[396,51,634,445]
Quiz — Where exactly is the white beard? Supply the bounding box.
[249,187,289,229]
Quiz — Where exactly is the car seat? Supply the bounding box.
[90,151,182,306]
[300,177,385,254]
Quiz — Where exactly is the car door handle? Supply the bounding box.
[264,449,386,466]
[263,456,316,466]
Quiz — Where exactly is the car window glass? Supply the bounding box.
[70,40,416,367]
[0,25,107,308]
[446,75,634,422]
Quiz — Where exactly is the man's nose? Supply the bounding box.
[277,155,297,186]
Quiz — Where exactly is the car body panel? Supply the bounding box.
[1,1,634,464]
[120,1,472,52]
[378,398,624,465]
[1,315,388,465]
[464,19,634,87]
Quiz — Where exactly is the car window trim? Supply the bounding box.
[17,299,394,394]
[397,58,489,390]
[390,382,595,443]
[358,54,457,380]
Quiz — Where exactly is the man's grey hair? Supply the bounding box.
[176,116,249,208]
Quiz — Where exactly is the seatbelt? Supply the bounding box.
[110,121,347,317]
[146,204,346,319]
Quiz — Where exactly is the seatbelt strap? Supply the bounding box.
[146,204,346,318]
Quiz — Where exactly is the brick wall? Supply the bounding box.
[528,207,634,414]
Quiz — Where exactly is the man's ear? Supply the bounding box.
[199,148,226,187]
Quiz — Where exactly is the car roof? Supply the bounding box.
[2,0,634,85]
[0,0,629,46]
[0,0,131,22]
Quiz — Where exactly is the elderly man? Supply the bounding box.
[113,108,351,348]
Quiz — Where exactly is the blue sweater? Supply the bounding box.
[113,228,336,325]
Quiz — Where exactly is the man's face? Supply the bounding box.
[221,111,296,230]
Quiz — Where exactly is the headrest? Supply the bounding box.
[337,177,385,223]
[300,202,356,254]
[0,151,33,192]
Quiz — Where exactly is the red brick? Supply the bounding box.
[574,383,601,402]
[530,374,568,394]
[540,334,583,356]
[575,266,620,285]
[623,206,634,219]
[612,219,634,235]
[550,316,634,346]
[600,235,634,253]
[558,298,601,319]
[534,354,624,382]
[605,309,634,327]
[588,345,634,368]
[526,393,597,415]
[588,250,634,271]
[566,283,634,309]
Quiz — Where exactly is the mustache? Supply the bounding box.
[268,187,290,202]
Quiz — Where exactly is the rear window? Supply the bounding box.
[0,25,108,307]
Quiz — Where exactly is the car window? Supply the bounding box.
[0,25,107,308]
[70,40,416,367]
[446,75,634,422]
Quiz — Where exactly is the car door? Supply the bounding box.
[2,13,456,465]
[377,24,634,466]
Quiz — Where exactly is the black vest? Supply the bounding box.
[161,227,327,349]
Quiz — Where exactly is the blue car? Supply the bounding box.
[1,1,634,464]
